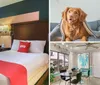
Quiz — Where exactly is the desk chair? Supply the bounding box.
[59,69,71,85]
[71,72,82,85]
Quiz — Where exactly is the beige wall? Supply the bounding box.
[0,36,11,48]
[0,11,39,25]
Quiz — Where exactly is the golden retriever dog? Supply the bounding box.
[61,7,90,41]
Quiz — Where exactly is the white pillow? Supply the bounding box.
[11,39,20,51]
[11,40,46,53]
[11,39,26,51]
[28,40,46,53]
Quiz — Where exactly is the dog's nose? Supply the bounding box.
[70,15,73,18]
[69,18,72,20]
[69,16,73,20]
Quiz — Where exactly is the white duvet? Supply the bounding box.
[0,50,49,85]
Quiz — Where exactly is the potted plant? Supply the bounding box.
[50,73,55,83]
[50,63,55,85]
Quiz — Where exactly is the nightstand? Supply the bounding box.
[0,48,11,52]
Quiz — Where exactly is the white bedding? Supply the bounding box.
[0,50,49,85]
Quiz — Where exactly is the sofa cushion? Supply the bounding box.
[74,36,99,41]
[97,26,100,31]
[50,23,62,41]
[50,21,100,41]
[50,23,59,31]
[97,20,100,26]
[87,21,98,31]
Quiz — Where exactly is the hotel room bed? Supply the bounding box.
[0,20,49,85]
[0,50,49,85]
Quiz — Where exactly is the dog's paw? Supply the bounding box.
[65,37,71,41]
[81,36,87,41]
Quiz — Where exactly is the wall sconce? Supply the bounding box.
[0,25,11,36]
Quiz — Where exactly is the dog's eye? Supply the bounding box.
[69,11,71,13]
[74,11,77,14]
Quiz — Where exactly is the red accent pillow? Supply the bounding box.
[18,41,31,53]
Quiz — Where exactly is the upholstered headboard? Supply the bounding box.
[11,21,49,53]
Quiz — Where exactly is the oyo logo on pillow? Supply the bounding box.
[20,45,26,48]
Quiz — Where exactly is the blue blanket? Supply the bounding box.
[50,20,100,41]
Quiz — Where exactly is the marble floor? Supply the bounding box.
[51,77,100,85]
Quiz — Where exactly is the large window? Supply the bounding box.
[50,51,69,73]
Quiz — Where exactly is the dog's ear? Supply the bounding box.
[62,7,70,21]
[78,8,87,22]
